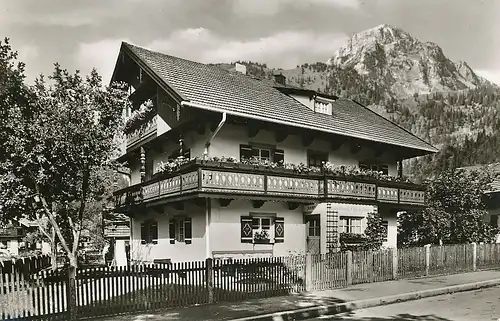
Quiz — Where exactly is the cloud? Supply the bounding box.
[147,28,348,68]
[232,0,360,17]
[75,39,130,84]
[475,69,500,85]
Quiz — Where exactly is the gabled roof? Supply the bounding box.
[120,42,438,155]
[459,163,500,193]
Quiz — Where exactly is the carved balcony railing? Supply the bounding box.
[125,114,158,149]
[114,159,427,210]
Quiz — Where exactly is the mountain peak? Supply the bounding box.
[327,24,488,97]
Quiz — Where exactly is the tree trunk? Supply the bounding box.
[67,254,78,321]
[50,243,57,271]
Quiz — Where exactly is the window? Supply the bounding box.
[339,216,363,234]
[359,162,389,175]
[169,217,192,244]
[140,220,158,244]
[240,144,284,164]
[382,220,389,241]
[240,215,284,243]
[306,215,320,237]
[308,150,328,167]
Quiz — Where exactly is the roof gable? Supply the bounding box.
[119,42,438,155]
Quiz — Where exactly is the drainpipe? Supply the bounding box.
[180,101,226,159]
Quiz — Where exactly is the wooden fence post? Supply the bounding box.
[392,248,398,280]
[206,258,214,304]
[305,253,313,292]
[472,242,477,271]
[346,251,353,285]
[424,244,431,276]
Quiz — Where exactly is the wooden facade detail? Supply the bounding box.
[126,114,158,149]
[267,176,319,195]
[327,180,376,200]
[377,186,399,203]
[113,160,427,210]
[400,189,426,204]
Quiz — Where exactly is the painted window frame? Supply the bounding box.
[241,213,284,244]
[140,219,158,245]
[240,144,284,164]
[339,216,363,234]
[169,216,192,244]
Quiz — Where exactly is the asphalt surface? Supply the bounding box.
[309,286,500,321]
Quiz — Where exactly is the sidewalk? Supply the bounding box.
[97,269,500,321]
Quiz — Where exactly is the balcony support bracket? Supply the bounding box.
[252,200,266,209]
[219,198,233,207]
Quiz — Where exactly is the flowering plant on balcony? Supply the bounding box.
[124,100,155,134]
[152,156,414,184]
[155,157,190,174]
[253,229,270,241]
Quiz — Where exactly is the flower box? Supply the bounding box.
[253,239,271,244]
[220,161,238,169]
[238,164,254,171]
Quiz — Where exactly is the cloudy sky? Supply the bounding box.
[1,0,499,85]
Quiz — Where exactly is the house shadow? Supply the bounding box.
[324,312,454,321]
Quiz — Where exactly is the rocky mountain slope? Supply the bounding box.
[215,24,500,181]
[327,24,489,98]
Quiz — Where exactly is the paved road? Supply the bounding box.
[310,286,500,321]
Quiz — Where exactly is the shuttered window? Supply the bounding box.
[240,144,285,164]
[140,220,158,244]
[240,215,285,243]
[169,217,192,244]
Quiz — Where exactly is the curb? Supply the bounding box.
[230,278,500,321]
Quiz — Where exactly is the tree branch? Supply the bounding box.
[34,183,72,255]
[35,210,54,244]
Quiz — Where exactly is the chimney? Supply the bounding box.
[235,63,247,75]
[274,73,286,86]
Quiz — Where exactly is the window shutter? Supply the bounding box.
[274,217,284,243]
[241,216,253,243]
[240,144,253,161]
[274,149,284,165]
[140,223,146,244]
[184,218,192,244]
[169,219,176,244]
[150,221,158,244]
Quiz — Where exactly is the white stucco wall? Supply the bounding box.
[130,203,206,263]
[210,199,306,258]
[130,199,307,262]
[207,123,398,171]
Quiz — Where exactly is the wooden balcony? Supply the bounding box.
[125,114,158,150]
[114,160,426,211]
[0,228,20,238]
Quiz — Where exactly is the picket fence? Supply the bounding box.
[1,244,500,320]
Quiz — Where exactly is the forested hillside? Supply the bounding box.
[216,25,500,182]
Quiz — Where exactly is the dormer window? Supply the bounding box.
[313,96,334,115]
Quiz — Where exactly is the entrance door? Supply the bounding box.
[306,215,321,254]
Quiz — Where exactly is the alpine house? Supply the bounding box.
[110,42,438,264]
